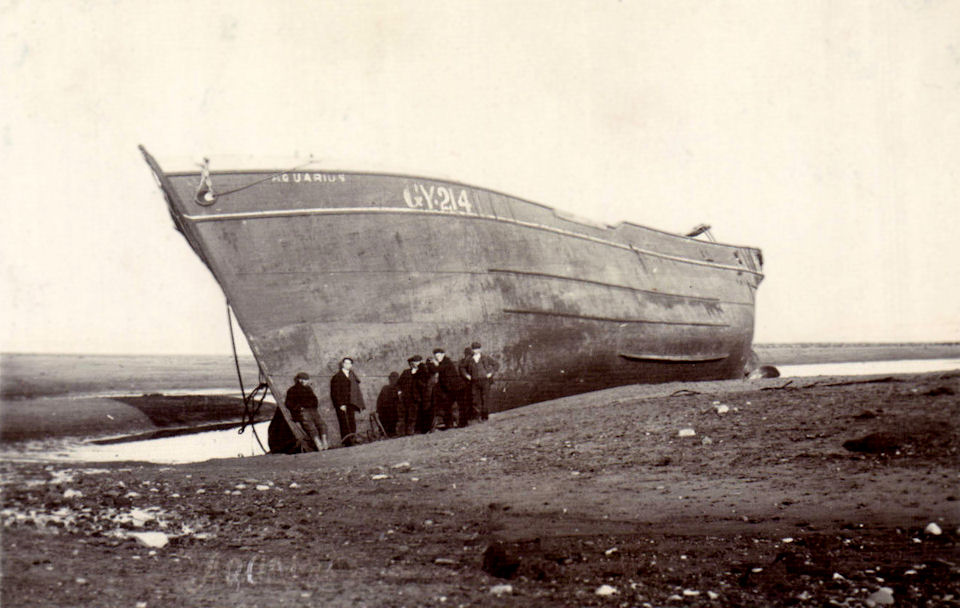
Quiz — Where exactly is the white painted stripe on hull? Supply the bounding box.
[182,206,764,277]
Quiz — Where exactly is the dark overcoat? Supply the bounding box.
[330,370,365,411]
[285,383,319,422]
[435,356,465,394]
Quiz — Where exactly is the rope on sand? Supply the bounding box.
[227,302,268,454]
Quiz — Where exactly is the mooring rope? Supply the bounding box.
[226,302,267,454]
[196,159,318,204]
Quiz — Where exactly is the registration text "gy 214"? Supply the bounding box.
[403,183,474,214]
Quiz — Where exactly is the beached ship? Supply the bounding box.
[140,146,763,445]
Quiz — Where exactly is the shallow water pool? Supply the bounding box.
[777,357,960,378]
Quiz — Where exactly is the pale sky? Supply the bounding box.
[2,0,958,355]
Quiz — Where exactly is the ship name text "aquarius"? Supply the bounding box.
[271,173,346,183]
[403,183,474,214]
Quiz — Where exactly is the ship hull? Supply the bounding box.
[141,149,763,444]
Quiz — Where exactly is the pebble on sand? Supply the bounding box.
[128,531,169,548]
[124,508,157,527]
[678,428,696,437]
[595,584,618,596]
[490,584,513,596]
[924,522,942,535]
[865,586,895,606]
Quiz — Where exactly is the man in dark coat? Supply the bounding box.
[457,347,476,427]
[461,341,500,422]
[330,357,366,446]
[397,355,426,435]
[418,356,440,433]
[376,371,401,437]
[284,372,327,451]
[431,348,465,430]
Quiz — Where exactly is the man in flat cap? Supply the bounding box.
[284,372,327,451]
[461,342,499,422]
[397,355,426,435]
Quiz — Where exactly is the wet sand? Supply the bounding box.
[2,370,957,607]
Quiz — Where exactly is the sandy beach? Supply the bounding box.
[2,362,958,607]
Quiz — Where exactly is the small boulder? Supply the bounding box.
[482,542,520,579]
[842,432,900,454]
[749,365,780,379]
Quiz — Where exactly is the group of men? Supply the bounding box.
[383,341,500,437]
[279,342,499,452]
